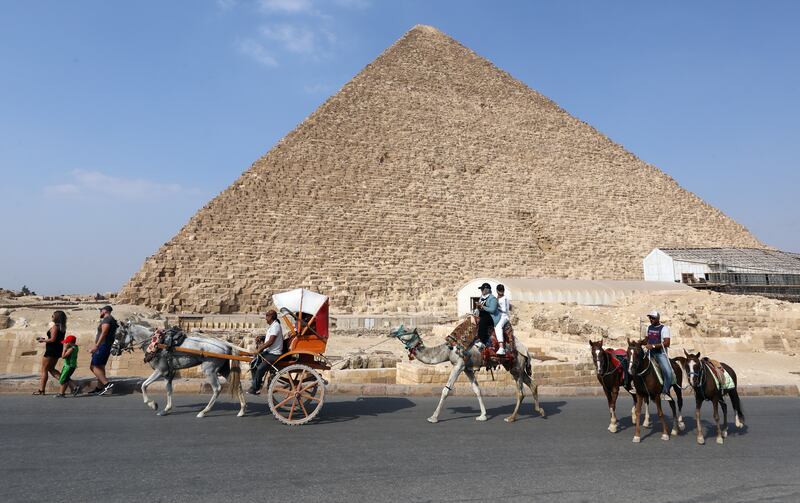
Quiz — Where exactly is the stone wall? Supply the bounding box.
[117,25,763,315]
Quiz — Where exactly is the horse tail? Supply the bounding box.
[228,349,241,398]
[218,359,231,378]
[723,363,745,424]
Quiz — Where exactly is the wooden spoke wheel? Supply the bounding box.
[267,364,325,425]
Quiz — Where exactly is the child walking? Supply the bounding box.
[55,335,79,397]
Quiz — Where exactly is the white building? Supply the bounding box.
[456,277,689,316]
[643,247,800,284]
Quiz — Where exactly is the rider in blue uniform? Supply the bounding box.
[645,310,674,401]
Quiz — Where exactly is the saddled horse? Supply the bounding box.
[589,339,651,433]
[390,317,545,423]
[675,350,745,445]
[111,320,246,418]
[626,338,686,442]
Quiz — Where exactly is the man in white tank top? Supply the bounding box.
[495,284,510,355]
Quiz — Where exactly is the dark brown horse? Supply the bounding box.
[626,338,686,442]
[675,350,745,445]
[589,339,651,432]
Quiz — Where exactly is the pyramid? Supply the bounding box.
[117,25,764,314]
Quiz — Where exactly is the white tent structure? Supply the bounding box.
[457,277,690,316]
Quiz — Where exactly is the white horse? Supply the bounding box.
[111,321,246,418]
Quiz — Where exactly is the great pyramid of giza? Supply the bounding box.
[117,25,764,314]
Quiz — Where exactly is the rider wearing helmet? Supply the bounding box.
[645,310,674,401]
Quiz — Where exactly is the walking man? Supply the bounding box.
[88,305,116,395]
[645,310,674,401]
[248,310,284,394]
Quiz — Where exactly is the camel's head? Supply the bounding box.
[389,325,423,359]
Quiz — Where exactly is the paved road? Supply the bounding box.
[1,393,798,502]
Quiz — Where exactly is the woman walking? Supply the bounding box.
[34,310,67,395]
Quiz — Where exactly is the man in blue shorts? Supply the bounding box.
[88,305,116,396]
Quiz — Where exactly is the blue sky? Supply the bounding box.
[1,0,798,294]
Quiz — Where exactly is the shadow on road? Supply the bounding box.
[445,399,566,422]
[315,397,417,424]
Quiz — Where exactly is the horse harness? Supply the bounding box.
[144,327,188,372]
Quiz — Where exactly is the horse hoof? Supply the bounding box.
[632,436,641,443]
[426,416,438,424]
[538,408,546,418]
[475,415,488,422]
[504,416,515,423]
[716,437,724,445]
[147,402,157,411]
[722,430,728,438]
[237,411,245,417]
[697,437,705,445]
[196,412,206,418]
[678,421,686,432]
[735,418,743,428]
[661,434,669,441]
[156,411,167,417]
[608,424,618,433]
[643,420,651,428]
[671,429,678,437]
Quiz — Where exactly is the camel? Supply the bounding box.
[389,318,545,423]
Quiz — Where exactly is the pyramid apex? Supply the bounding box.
[410,24,442,34]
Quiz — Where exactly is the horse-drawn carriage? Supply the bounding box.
[114,288,331,425]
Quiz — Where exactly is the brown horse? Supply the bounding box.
[675,350,745,445]
[589,339,650,433]
[626,338,686,442]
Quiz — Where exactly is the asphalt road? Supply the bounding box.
[1,393,798,503]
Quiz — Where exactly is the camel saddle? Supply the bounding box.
[481,322,516,370]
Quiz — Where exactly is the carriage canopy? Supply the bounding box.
[272,288,329,340]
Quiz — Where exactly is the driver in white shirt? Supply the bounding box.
[248,310,284,394]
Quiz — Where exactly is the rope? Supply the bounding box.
[329,336,396,369]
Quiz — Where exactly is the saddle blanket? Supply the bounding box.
[707,363,735,390]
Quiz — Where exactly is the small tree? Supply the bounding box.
[20,285,31,296]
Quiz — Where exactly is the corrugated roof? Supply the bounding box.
[659,248,800,273]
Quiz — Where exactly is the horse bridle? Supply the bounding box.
[111,325,149,356]
[686,357,707,388]
[391,325,423,357]
[594,349,620,378]
[629,346,652,376]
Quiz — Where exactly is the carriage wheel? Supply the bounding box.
[267,364,325,426]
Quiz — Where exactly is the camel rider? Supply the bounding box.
[494,284,510,355]
[475,283,500,349]
[645,310,674,401]
[248,310,283,395]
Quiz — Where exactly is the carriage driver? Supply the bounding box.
[474,283,500,350]
[645,310,674,402]
[248,309,284,395]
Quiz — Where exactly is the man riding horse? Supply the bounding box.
[645,310,674,402]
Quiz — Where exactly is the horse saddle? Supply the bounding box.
[703,358,734,390]
[604,349,627,386]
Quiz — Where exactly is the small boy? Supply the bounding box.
[55,335,79,397]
